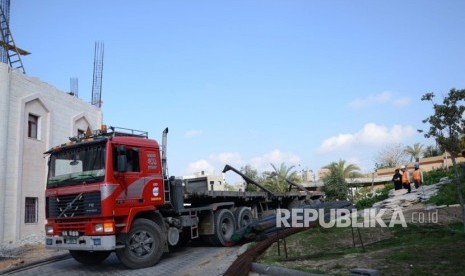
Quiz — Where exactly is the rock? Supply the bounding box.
[367,182,446,214]
[389,189,407,197]
[439,177,450,183]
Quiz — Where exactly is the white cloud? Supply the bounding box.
[317,123,416,154]
[349,91,392,109]
[249,149,301,171]
[392,96,411,107]
[348,92,410,109]
[209,152,243,165]
[186,159,215,175]
[184,129,202,138]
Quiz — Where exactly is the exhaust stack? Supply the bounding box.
[162,128,168,178]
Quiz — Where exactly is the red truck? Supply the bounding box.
[44,126,312,269]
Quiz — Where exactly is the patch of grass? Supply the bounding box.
[428,182,465,206]
[246,242,257,250]
[258,222,465,275]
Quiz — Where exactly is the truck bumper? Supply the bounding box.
[45,235,116,251]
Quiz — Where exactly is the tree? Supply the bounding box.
[240,164,261,192]
[404,143,425,162]
[374,143,409,169]
[423,144,442,158]
[419,89,465,231]
[322,159,362,200]
[264,163,301,192]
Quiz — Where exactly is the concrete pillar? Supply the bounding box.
[0,63,11,242]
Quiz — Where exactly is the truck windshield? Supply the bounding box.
[47,143,106,188]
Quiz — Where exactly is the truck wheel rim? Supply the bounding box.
[221,218,233,236]
[128,230,154,256]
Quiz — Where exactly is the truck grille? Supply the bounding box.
[47,192,101,218]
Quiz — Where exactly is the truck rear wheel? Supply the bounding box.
[116,218,165,269]
[69,250,111,265]
[204,209,235,246]
[234,207,254,229]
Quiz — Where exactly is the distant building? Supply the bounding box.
[0,63,102,243]
[181,171,226,192]
[318,168,330,180]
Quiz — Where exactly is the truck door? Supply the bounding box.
[140,149,164,205]
[114,146,144,199]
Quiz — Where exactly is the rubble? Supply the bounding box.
[372,178,451,216]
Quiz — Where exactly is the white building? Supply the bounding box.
[0,63,102,243]
[181,171,227,192]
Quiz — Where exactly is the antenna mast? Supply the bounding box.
[70,77,78,97]
[91,41,104,107]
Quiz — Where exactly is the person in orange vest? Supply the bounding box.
[413,162,423,189]
[400,165,411,193]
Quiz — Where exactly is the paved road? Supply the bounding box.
[4,246,241,276]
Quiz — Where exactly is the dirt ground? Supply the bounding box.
[0,244,66,272]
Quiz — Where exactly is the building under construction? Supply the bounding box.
[0,1,103,243]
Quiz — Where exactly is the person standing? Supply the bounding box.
[413,163,423,189]
[401,165,411,193]
[392,169,402,190]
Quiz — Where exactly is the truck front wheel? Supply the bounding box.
[116,218,166,269]
[69,250,111,265]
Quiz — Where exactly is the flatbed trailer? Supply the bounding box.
[44,127,318,269]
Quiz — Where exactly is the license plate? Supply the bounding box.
[66,238,77,244]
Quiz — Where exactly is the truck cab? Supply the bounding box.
[45,127,168,268]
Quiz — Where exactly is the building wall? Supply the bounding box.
[376,154,465,177]
[0,63,102,243]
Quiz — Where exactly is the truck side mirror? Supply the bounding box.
[117,155,127,172]
[117,145,127,172]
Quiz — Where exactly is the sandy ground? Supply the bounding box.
[0,243,66,272]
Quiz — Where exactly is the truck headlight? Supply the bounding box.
[94,223,103,232]
[94,222,114,233]
[45,225,54,235]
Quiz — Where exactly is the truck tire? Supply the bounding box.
[116,218,166,269]
[69,250,111,265]
[234,207,254,229]
[204,209,235,246]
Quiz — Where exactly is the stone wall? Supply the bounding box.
[376,154,465,177]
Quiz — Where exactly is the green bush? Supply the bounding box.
[425,164,465,205]
[355,183,394,209]
[428,182,465,206]
[423,167,455,185]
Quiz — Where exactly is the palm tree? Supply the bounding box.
[404,143,425,162]
[423,144,442,158]
[264,163,300,192]
[322,160,362,200]
[323,159,363,179]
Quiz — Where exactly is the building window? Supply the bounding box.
[25,197,38,223]
[28,114,39,139]
[77,129,85,138]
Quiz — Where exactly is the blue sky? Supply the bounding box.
[10,1,465,182]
